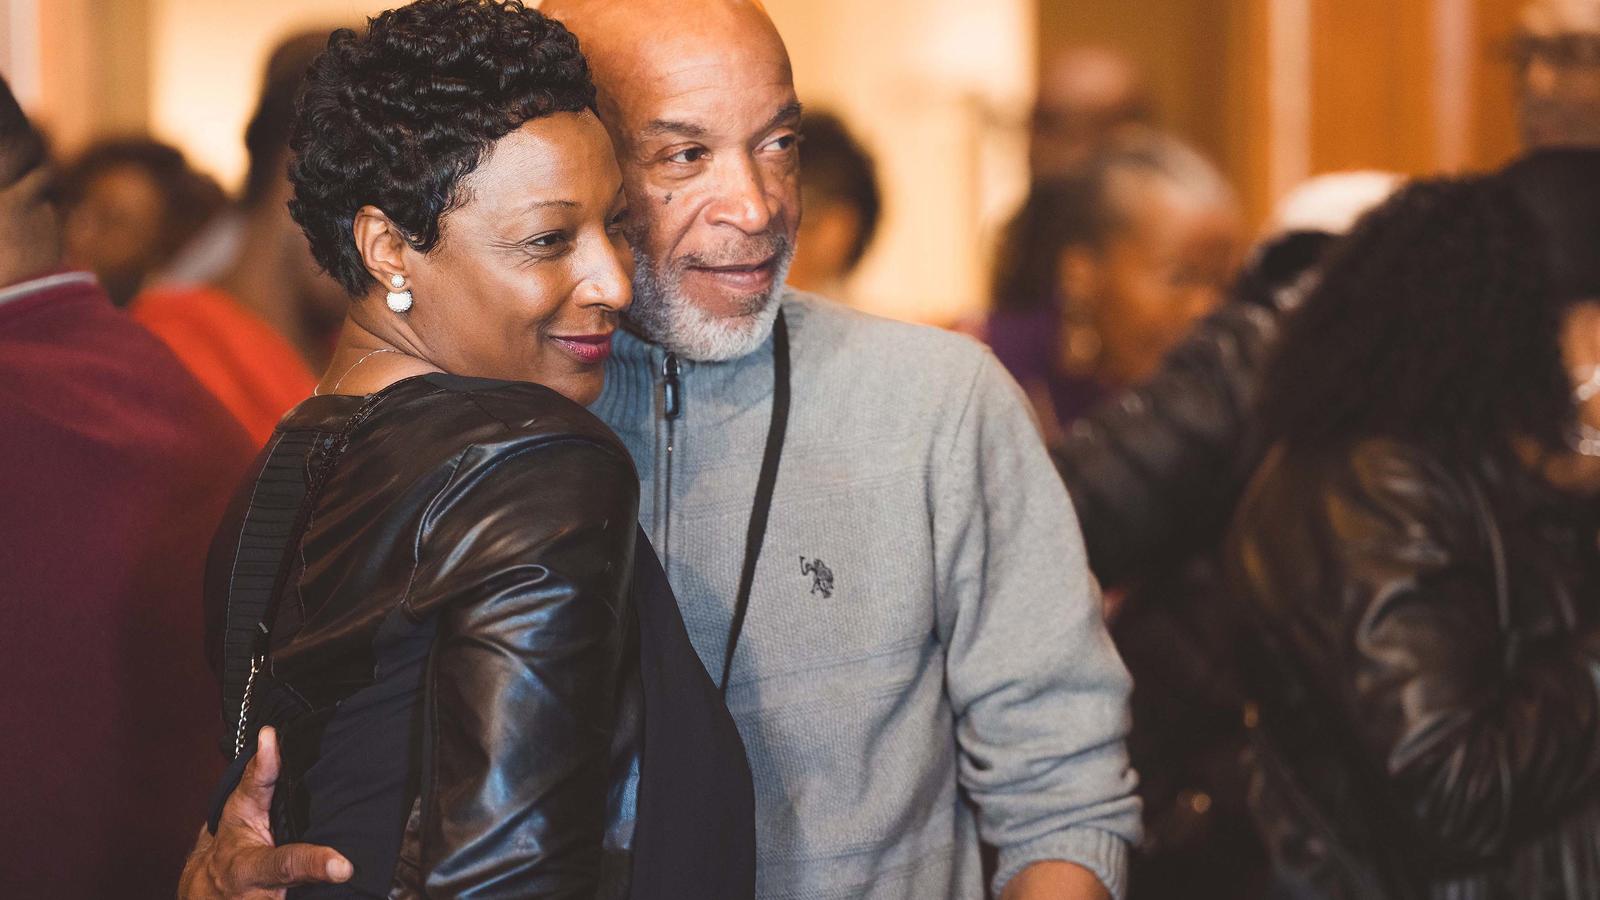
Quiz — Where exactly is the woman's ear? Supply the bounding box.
[1057,245,1101,313]
[1563,301,1600,374]
[352,205,410,288]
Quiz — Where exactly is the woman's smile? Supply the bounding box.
[549,330,615,365]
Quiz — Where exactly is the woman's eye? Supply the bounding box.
[519,232,570,256]
[668,147,708,165]
[606,210,631,232]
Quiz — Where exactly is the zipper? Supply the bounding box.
[660,352,681,569]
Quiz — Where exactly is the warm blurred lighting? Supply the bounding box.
[0,0,43,108]
[149,0,382,190]
[768,0,1034,324]
[13,0,1532,327]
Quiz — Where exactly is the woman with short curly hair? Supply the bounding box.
[201,2,755,897]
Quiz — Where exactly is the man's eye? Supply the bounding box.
[767,134,799,152]
[526,232,567,249]
[668,147,708,164]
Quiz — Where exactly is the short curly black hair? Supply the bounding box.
[289,0,596,296]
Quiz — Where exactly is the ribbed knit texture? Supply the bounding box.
[592,291,1140,899]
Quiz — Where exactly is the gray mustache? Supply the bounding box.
[677,233,791,270]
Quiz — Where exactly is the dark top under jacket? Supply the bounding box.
[207,373,755,899]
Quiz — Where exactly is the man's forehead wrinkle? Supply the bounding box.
[616,67,796,139]
[634,96,795,146]
[641,119,710,140]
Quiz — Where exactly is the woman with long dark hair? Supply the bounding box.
[1226,149,1600,898]
[194,3,753,897]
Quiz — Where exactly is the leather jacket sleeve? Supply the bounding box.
[1233,442,1600,863]
[403,435,640,898]
[1051,298,1281,586]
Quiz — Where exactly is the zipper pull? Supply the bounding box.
[662,353,682,419]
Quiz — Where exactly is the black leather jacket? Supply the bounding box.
[1045,250,1319,897]
[1050,233,1328,585]
[208,374,754,899]
[1226,438,1600,899]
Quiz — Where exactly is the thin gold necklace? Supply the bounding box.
[315,347,405,397]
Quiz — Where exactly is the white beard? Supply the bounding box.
[623,245,792,362]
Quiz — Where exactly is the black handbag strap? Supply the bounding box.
[718,310,791,696]
[220,392,388,757]
[219,430,317,755]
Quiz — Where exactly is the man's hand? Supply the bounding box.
[1000,860,1111,900]
[177,728,353,899]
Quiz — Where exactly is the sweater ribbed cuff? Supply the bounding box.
[992,827,1130,900]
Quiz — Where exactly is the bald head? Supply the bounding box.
[542,0,790,133]
[1522,0,1600,35]
[1031,46,1152,180]
[538,0,802,361]
[1516,0,1600,147]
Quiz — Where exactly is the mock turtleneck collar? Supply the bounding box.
[592,293,805,431]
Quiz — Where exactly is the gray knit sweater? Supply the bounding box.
[591,291,1140,899]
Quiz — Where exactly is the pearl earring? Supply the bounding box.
[1576,366,1600,403]
[386,274,413,313]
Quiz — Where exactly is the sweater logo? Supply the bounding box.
[799,557,835,599]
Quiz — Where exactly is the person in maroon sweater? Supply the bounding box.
[0,77,257,897]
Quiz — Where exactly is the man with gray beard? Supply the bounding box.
[181,1,1138,898]
[570,4,1138,897]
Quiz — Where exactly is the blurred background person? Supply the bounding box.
[132,30,346,446]
[1029,46,1153,181]
[1516,0,1600,148]
[1054,169,1404,587]
[1020,0,1594,619]
[1048,170,1401,900]
[58,137,227,307]
[988,128,1242,440]
[0,74,256,899]
[1228,151,1600,899]
[787,110,882,304]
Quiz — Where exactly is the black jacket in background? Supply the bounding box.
[1051,231,1328,584]
[208,373,754,899]
[1046,236,1327,898]
[1226,438,1600,899]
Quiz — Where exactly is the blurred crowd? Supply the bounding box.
[6,0,1600,897]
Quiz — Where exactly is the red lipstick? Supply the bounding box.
[551,332,614,365]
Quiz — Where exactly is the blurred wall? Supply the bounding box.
[1,0,151,151]
[8,0,1535,320]
[147,0,378,186]
[767,0,1035,323]
[1038,0,1529,229]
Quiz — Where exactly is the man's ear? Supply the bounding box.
[352,205,411,288]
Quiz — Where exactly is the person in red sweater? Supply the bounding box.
[133,32,346,446]
[0,76,257,897]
